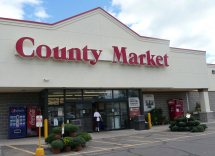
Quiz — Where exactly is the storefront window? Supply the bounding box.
[113,90,127,99]
[48,90,64,105]
[64,90,83,123]
[128,89,139,97]
[65,89,82,101]
[83,90,112,100]
[48,106,64,127]
[48,90,64,127]
[45,89,131,131]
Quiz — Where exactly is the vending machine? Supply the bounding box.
[168,99,184,120]
[8,107,27,139]
[27,106,41,136]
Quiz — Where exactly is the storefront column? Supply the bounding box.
[199,89,211,112]
[41,89,48,138]
[198,89,214,122]
[139,89,143,115]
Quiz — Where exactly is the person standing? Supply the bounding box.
[94,109,102,132]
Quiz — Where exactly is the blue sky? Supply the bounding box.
[30,0,113,23]
[0,0,215,63]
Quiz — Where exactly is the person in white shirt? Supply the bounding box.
[94,109,102,132]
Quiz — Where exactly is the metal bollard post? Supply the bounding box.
[44,119,48,139]
[148,113,152,129]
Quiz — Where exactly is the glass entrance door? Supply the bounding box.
[105,102,128,130]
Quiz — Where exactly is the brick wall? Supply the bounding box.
[146,91,215,122]
[143,92,188,120]
[187,91,200,112]
[209,91,215,111]
[189,91,215,112]
[0,92,39,139]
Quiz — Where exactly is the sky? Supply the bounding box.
[0,0,215,63]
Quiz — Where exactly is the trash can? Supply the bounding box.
[134,115,145,130]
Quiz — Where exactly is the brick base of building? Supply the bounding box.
[199,112,215,122]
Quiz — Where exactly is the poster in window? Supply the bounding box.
[143,94,155,112]
[128,97,140,108]
[129,107,140,118]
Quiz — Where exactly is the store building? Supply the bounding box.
[0,7,215,139]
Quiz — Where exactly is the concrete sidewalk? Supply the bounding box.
[0,125,169,146]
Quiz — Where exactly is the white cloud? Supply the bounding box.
[110,0,215,63]
[0,0,49,21]
[35,7,49,19]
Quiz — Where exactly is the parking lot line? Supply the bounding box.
[123,139,155,143]
[88,146,109,150]
[92,140,131,146]
[6,145,35,155]
[41,144,48,148]
[62,146,126,156]
[110,137,154,143]
[61,131,215,156]
[129,135,146,139]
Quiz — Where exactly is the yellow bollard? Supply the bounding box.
[44,119,48,139]
[148,113,152,129]
[35,148,45,156]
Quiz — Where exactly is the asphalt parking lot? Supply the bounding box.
[1,123,215,156]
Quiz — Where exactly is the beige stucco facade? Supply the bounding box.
[0,8,210,91]
[1,7,215,139]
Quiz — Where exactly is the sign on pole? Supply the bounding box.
[36,115,43,127]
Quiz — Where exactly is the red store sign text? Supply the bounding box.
[16,37,169,67]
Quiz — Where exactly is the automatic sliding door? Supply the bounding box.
[106,103,121,130]
[120,102,128,129]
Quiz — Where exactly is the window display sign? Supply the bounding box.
[143,94,155,112]
[128,97,140,108]
[53,118,59,126]
[129,107,140,118]
[8,107,27,139]
[58,108,63,116]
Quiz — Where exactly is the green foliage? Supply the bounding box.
[77,136,86,146]
[52,127,62,134]
[189,116,196,121]
[77,132,92,142]
[193,120,200,126]
[188,121,199,126]
[47,123,92,153]
[175,117,187,123]
[177,122,186,127]
[45,133,56,144]
[195,102,201,112]
[70,139,76,148]
[196,125,204,132]
[63,137,73,146]
[179,127,187,131]
[171,125,179,131]
[150,108,167,125]
[51,139,64,149]
[200,124,208,129]
[191,127,199,133]
[184,126,191,131]
[169,114,207,133]
[64,124,79,134]
[71,137,82,148]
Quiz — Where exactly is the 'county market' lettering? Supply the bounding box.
[112,46,169,67]
[15,37,169,67]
